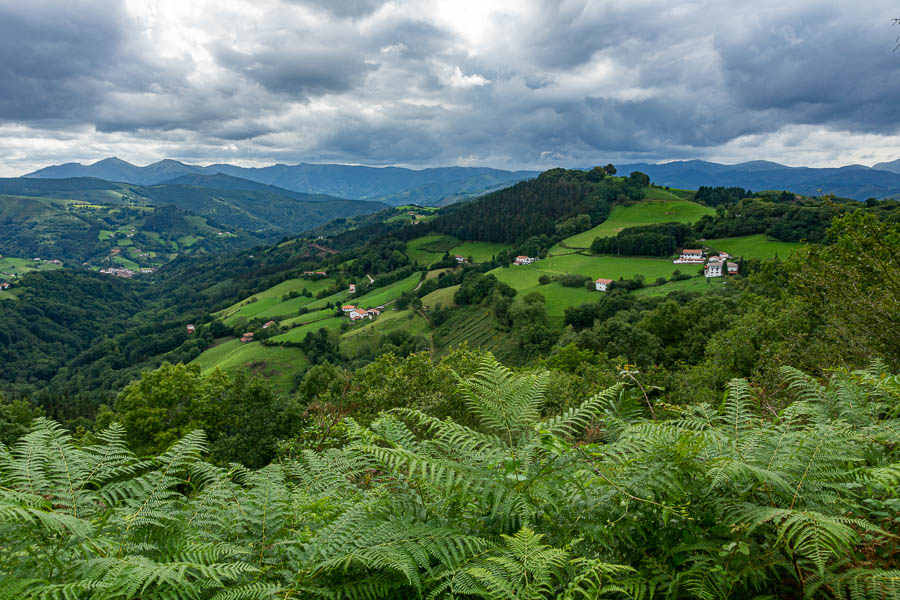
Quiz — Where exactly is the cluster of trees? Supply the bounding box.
[426,168,621,244]
[694,197,844,242]
[454,272,517,305]
[694,185,754,206]
[590,222,695,256]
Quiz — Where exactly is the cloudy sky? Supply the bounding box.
[1,0,899,176]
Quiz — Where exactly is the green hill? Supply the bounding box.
[190,338,309,392]
[557,198,714,251]
[0,194,262,266]
[704,234,802,259]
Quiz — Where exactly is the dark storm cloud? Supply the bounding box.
[1,0,899,176]
[213,43,377,98]
[0,1,125,121]
[714,8,900,134]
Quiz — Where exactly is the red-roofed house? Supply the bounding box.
[595,278,613,292]
[349,309,368,321]
[366,308,381,316]
[240,332,254,343]
[514,256,535,265]
[263,320,277,329]
[349,283,356,293]
[727,262,739,275]
[675,249,705,263]
[186,324,196,334]
[341,304,356,312]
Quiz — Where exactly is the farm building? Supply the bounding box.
[705,262,723,277]
[675,249,704,263]
[514,256,536,265]
[186,324,196,334]
[240,332,254,343]
[595,278,613,292]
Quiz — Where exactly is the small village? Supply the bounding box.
[673,248,739,278]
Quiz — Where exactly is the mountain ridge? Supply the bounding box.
[615,159,900,199]
[24,158,539,206]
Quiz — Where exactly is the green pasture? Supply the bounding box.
[448,241,511,262]
[489,253,685,317]
[557,199,715,250]
[269,317,345,343]
[217,278,331,322]
[350,273,422,308]
[632,275,716,297]
[421,284,459,308]
[340,310,432,357]
[0,257,63,277]
[111,255,140,270]
[281,308,336,328]
[405,234,458,265]
[190,339,310,393]
[705,234,802,260]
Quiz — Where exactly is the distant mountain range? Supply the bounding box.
[0,177,388,236]
[24,158,539,206]
[615,160,900,200]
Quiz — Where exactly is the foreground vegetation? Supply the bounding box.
[1,358,898,599]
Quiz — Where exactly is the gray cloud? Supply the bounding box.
[1,0,899,176]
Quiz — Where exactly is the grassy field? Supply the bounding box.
[280,308,336,328]
[0,257,63,277]
[340,310,432,357]
[406,234,510,265]
[190,339,309,393]
[405,234,458,265]
[632,275,718,297]
[448,241,511,262]
[269,317,345,343]
[0,289,15,301]
[557,199,715,250]
[421,284,459,308]
[217,278,332,324]
[705,234,802,259]
[350,273,422,308]
[489,253,688,316]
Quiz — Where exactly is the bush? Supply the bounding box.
[538,275,551,285]
[559,273,590,288]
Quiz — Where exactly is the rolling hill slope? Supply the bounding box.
[0,176,388,238]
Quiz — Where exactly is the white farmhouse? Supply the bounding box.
[705,262,723,277]
[674,249,705,264]
[595,277,613,291]
[514,255,536,265]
